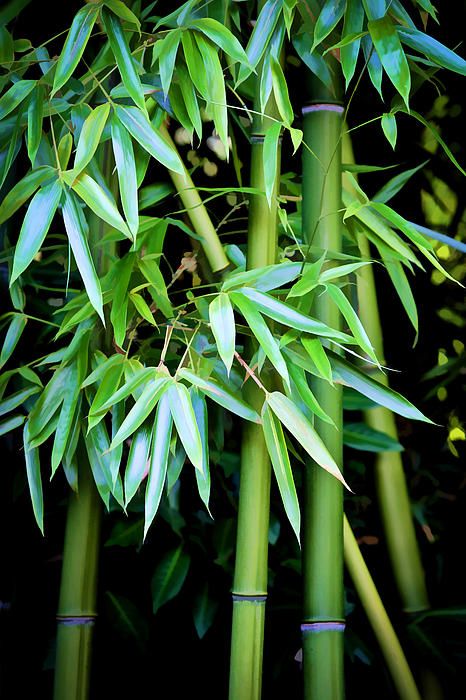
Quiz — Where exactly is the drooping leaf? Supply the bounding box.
[103,0,141,30]
[381,112,397,149]
[209,293,235,375]
[189,18,249,66]
[23,423,44,533]
[312,0,346,52]
[262,402,300,542]
[301,337,333,384]
[53,4,100,93]
[0,314,27,369]
[191,389,211,513]
[167,382,203,472]
[98,367,157,412]
[102,8,146,112]
[0,166,54,226]
[110,377,171,449]
[27,85,44,166]
[325,284,378,363]
[10,180,62,284]
[398,26,466,76]
[372,160,428,204]
[110,113,139,239]
[343,422,403,452]
[341,0,365,87]
[236,0,282,86]
[192,582,218,639]
[153,28,181,97]
[62,189,104,322]
[0,79,36,120]
[151,545,191,614]
[383,259,418,333]
[72,103,111,176]
[125,422,152,507]
[287,362,334,425]
[105,592,148,651]
[362,35,383,98]
[51,361,81,476]
[222,261,301,293]
[192,32,228,149]
[368,16,411,109]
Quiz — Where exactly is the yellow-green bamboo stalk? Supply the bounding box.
[301,73,345,698]
[342,131,429,614]
[228,64,281,700]
[343,517,422,700]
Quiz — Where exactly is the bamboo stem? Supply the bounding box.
[343,516,422,700]
[301,74,345,699]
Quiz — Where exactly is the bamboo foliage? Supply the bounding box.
[0,0,465,697]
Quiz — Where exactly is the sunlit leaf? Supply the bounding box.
[167,382,203,472]
[53,4,100,93]
[209,293,235,375]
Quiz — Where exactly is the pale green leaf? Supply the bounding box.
[167,382,203,472]
[72,103,111,176]
[53,4,99,93]
[209,293,235,375]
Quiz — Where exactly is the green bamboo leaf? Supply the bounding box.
[341,0,365,87]
[51,362,81,475]
[144,392,173,539]
[53,4,99,93]
[287,363,334,425]
[235,287,354,344]
[328,352,433,422]
[292,33,333,92]
[0,79,36,120]
[62,170,132,239]
[125,422,152,507]
[193,582,218,639]
[408,109,466,177]
[72,103,111,177]
[370,201,434,250]
[231,292,290,387]
[57,133,73,171]
[301,337,333,384]
[222,261,301,293]
[177,368,260,423]
[263,120,281,206]
[10,180,62,284]
[192,33,228,149]
[325,284,378,363]
[0,414,26,436]
[0,166,54,226]
[167,382,203,472]
[85,426,111,508]
[105,592,148,652]
[154,29,181,97]
[103,0,141,30]
[102,8,146,113]
[398,27,466,76]
[178,63,202,141]
[0,314,27,369]
[384,260,418,333]
[343,422,403,452]
[27,85,44,166]
[110,253,135,347]
[209,293,235,375]
[362,35,383,98]
[368,16,411,109]
[98,367,157,411]
[151,545,191,614]
[373,160,428,204]
[61,396,82,491]
[362,0,387,20]
[110,376,170,449]
[381,112,397,149]
[88,361,126,425]
[262,402,300,542]
[130,292,156,326]
[319,261,372,283]
[110,402,125,491]
[270,57,293,126]
[0,27,14,62]
[87,419,124,503]
[312,0,346,52]
[115,105,185,175]
[138,257,173,319]
[0,386,40,418]
[181,29,209,101]
[237,0,282,84]
[189,18,249,66]
[23,423,44,533]
[267,391,351,489]
[191,389,211,514]
[62,189,104,322]
[27,368,70,443]
[82,353,125,388]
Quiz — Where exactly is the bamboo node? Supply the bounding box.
[301,104,344,114]
[300,621,345,633]
[56,615,96,626]
[231,594,268,603]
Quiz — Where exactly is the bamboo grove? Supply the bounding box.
[0,0,465,697]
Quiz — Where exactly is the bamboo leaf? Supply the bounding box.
[88,361,126,425]
[177,368,260,423]
[292,32,333,92]
[398,26,466,76]
[82,353,125,388]
[0,79,36,120]
[312,0,346,52]
[189,18,249,66]
[0,414,26,436]
[110,253,135,346]
[62,189,104,322]
[362,35,383,98]
[0,386,40,417]
[301,338,333,384]
[341,0,365,87]
[287,362,334,425]
[368,16,411,109]
[0,166,54,226]
[115,105,185,175]
[343,422,403,452]
[271,57,293,126]
[27,367,70,442]
[27,85,44,166]
[262,403,300,542]
[191,389,211,514]
[372,160,428,204]
[266,391,351,489]
[236,0,282,86]
[192,33,228,149]
[181,30,209,101]
[23,423,44,533]
[325,284,378,363]
[103,0,141,30]
[231,292,290,387]
[130,292,156,326]
[263,121,281,205]
[381,112,397,149]
[105,593,148,651]
[102,8,146,113]
[72,103,111,177]
[98,367,157,412]
[62,170,132,239]
[138,257,173,319]
[125,422,152,507]
[53,4,99,93]
[0,314,27,369]
[151,545,191,615]
[155,29,181,97]
[328,352,433,422]
[384,259,418,333]
[362,0,387,20]
[234,287,354,343]
[222,261,301,293]
[110,377,171,449]
[193,582,218,639]
[10,180,61,284]
[178,63,202,141]
[51,362,81,475]
[167,382,203,472]
[209,293,235,375]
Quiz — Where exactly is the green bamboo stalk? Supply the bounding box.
[341,131,430,615]
[228,61,281,700]
[343,516,422,700]
[301,72,345,698]
[53,456,101,700]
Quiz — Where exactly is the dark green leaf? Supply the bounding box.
[110,376,171,449]
[27,85,44,166]
[236,0,281,85]
[368,16,410,108]
[343,422,403,452]
[398,27,466,76]
[341,0,365,87]
[23,423,44,533]
[373,160,428,204]
[151,545,190,614]
[0,314,27,369]
[193,582,218,639]
[0,166,54,226]
[312,0,346,52]
[0,79,36,120]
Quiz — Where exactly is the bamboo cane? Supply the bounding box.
[301,71,345,698]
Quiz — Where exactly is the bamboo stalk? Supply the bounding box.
[343,516,422,700]
[301,72,345,698]
[228,60,281,700]
[341,131,430,615]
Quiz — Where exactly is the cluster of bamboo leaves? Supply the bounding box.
[0,0,464,546]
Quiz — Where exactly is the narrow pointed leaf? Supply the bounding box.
[63,170,132,239]
[0,314,27,369]
[53,4,99,93]
[222,261,301,293]
[189,18,249,66]
[193,583,218,639]
[151,545,190,614]
[373,160,428,204]
[98,367,157,412]
[167,382,203,472]
[10,180,62,284]
[178,63,202,141]
[262,403,300,542]
[156,29,181,97]
[368,16,411,109]
[236,0,282,85]
[27,85,44,166]
[301,337,333,384]
[312,0,346,51]
[271,57,293,126]
[398,27,466,76]
[263,121,281,205]
[341,0,365,87]
[27,366,70,440]
[104,0,141,30]
[287,363,334,425]
[111,111,139,239]
[23,423,44,533]
[102,8,146,112]
[72,103,111,176]
[130,293,156,325]
[209,293,235,375]
[62,189,104,321]
[325,284,378,363]
[88,361,126,424]
[193,33,228,148]
[343,422,403,452]
[362,35,383,98]
[0,79,36,120]
[0,166,54,226]
[115,105,184,175]
[381,112,397,149]
[125,422,152,507]
[191,389,211,513]
[177,368,260,423]
[267,391,351,489]
[110,377,170,449]
[51,365,81,476]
